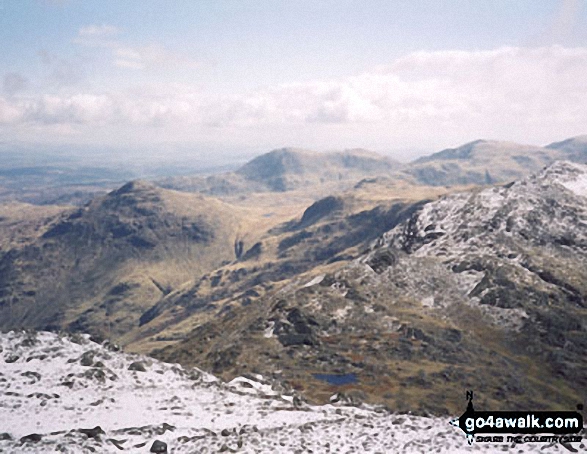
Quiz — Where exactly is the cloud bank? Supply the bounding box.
[1,45,586,153]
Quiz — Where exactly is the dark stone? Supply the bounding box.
[20,433,42,443]
[150,440,168,453]
[26,354,47,362]
[0,433,12,440]
[79,426,105,439]
[443,328,462,343]
[128,361,146,372]
[278,333,317,347]
[319,275,336,287]
[221,429,231,436]
[20,371,41,383]
[366,249,396,273]
[182,221,213,243]
[5,354,19,363]
[82,368,106,382]
[107,438,126,450]
[345,287,366,302]
[154,423,175,435]
[423,231,445,243]
[286,308,318,330]
[80,351,95,367]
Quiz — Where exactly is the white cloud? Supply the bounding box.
[0,97,23,123]
[2,46,587,152]
[78,24,119,37]
[113,44,199,70]
[74,24,199,71]
[200,46,587,143]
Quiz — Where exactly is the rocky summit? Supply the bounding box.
[1,330,584,453]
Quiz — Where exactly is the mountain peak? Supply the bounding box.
[236,148,315,179]
[109,179,159,196]
[414,139,492,163]
[544,135,587,163]
[234,147,397,192]
[545,134,587,150]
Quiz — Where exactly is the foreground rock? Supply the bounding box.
[2,330,583,452]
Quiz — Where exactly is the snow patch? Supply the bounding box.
[421,296,434,307]
[303,274,325,287]
[0,331,578,453]
[561,172,587,198]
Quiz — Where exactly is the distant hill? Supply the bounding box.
[160,137,587,195]
[0,180,249,338]
[546,135,587,161]
[403,140,562,186]
[159,147,402,196]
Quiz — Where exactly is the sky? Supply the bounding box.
[1,0,587,162]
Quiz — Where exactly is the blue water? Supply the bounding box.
[312,373,358,385]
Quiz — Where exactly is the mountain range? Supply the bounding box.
[0,135,586,421]
[159,136,587,194]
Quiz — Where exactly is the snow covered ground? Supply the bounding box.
[0,331,583,452]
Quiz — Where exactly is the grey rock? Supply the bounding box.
[107,438,126,450]
[79,426,105,439]
[150,440,167,453]
[20,433,42,443]
[5,354,19,363]
[278,333,317,347]
[128,361,146,372]
[80,351,95,367]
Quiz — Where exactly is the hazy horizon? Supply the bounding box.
[1,0,587,163]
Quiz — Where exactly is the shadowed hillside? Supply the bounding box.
[0,181,251,338]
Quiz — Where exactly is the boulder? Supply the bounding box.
[80,351,95,367]
[20,433,42,443]
[150,440,168,453]
[79,426,105,439]
[128,361,146,372]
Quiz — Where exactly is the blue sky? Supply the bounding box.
[1,0,586,161]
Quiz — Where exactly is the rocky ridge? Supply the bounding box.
[153,162,586,416]
[366,161,587,333]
